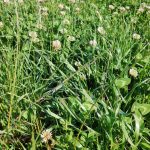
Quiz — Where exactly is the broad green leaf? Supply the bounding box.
[133,111,144,143]
[115,78,131,88]
[66,131,73,141]
[123,117,132,124]
[132,102,150,115]
[142,56,150,64]
[88,131,96,138]
[141,142,150,149]
[143,128,150,136]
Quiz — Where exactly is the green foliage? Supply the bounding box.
[0,0,150,149]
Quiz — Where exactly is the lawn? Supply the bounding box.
[0,0,150,149]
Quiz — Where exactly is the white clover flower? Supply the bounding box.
[36,23,43,29]
[41,7,48,12]
[129,68,138,78]
[145,5,150,10]
[32,38,39,43]
[59,28,67,34]
[58,4,64,10]
[89,40,97,47]
[68,0,76,3]
[137,7,145,14]
[97,27,106,35]
[67,36,76,42]
[113,11,118,15]
[3,0,10,4]
[42,12,48,16]
[52,40,61,50]
[147,10,150,15]
[18,0,24,4]
[0,22,4,28]
[119,6,126,13]
[40,7,48,16]
[133,33,141,40]
[125,6,130,10]
[131,17,138,24]
[62,19,70,25]
[29,31,39,43]
[41,130,52,143]
[29,31,37,39]
[74,61,81,67]
[141,3,147,8]
[75,7,80,12]
[65,6,70,11]
[109,5,115,10]
[60,11,66,16]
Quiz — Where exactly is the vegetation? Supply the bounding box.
[0,0,150,149]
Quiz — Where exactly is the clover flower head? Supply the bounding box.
[89,40,97,47]
[129,68,138,78]
[133,33,141,40]
[41,130,52,143]
[52,40,61,50]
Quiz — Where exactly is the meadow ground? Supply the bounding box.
[0,0,150,149]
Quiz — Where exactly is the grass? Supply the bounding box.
[0,0,150,149]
